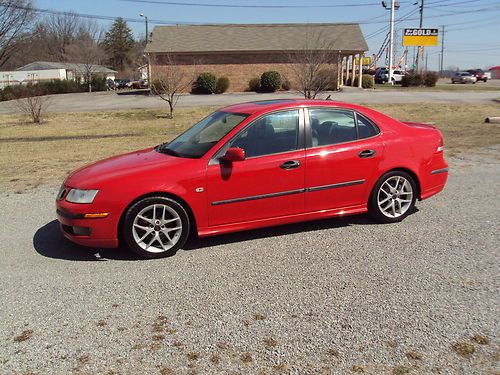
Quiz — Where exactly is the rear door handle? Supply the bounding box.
[358,149,376,158]
[280,160,301,170]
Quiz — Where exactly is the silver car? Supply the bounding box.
[451,72,477,84]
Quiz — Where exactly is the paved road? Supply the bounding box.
[0,85,499,114]
[0,149,498,374]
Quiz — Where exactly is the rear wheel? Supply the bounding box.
[369,171,417,223]
[122,196,190,259]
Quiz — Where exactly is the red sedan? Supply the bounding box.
[56,100,448,258]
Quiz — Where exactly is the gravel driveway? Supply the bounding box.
[0,149,498,375]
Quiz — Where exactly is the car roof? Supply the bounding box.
[221,99,371,115]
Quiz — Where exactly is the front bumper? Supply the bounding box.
[56,198,118,248]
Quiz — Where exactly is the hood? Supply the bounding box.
[65,147,190,188]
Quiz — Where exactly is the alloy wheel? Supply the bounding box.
[132,204,182,253]
[377,176,413,218]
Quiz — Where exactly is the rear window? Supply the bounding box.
[357,114,379,139]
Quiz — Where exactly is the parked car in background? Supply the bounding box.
[56,99,448,259]
[131,79,148,89]
[451,72,477,84]
[106,79,116,90]
[374,68,406,84]
[116,79,132,89]
[466,69,488,82]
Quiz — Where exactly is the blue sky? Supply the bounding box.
[37,0,500,70]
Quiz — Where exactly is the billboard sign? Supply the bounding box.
[403,28,439,46]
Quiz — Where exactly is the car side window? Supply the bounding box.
[356,113,379,139]
[310,109,357,146]
[228,110,299,158]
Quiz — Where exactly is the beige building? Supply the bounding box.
[145,23,369,92]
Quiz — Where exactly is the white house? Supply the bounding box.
[0,61,117,89]
[0,69,66,88]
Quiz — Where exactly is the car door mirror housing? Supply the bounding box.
[221,147,246,162]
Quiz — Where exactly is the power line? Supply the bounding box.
[113,0,393,8]
[2,3,214,24]
[365,8,420,39]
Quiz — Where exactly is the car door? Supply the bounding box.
[206,109,305,226]
[305,107,384,212]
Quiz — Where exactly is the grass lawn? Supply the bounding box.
[0,103,499,192]
[374,83,500,91]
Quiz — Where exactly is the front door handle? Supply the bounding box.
[358,149,376,158]
[280,160,301,170]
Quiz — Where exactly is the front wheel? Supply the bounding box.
[122,196,190,259]
[368,171,417,223]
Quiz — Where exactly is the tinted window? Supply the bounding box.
[310,109,357,146]
[228,110,299,158]
[357,114,379,139]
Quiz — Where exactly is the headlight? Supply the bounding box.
[66,189,99,204]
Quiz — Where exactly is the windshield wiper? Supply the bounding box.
[156,144,182,157]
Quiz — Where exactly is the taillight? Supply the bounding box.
[436,137,444,153]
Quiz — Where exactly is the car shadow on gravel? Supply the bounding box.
[183,214,382,251]
[33,211,417,261]
[33,220,141,261]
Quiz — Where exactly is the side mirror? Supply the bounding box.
[221,147,245,163]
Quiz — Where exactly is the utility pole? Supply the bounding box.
[415,0,424,72]
[388,0,396,85]
[440,25,445,76]
[140,13,151,87]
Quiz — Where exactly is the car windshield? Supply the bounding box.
[156,111,249,158]
[461,73,471,76]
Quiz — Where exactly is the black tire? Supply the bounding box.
[368,170,417,224]
[122,196,190,259]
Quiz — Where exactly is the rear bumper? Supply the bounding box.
[421,166,448,200]
[56,200,118,248]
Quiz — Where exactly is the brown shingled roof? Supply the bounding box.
[145,23,368,54]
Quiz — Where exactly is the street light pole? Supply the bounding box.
[140,13,151,87]
[388,0,396,85]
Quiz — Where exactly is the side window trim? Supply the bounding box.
[209,108,305,165]
[353,111,360,140]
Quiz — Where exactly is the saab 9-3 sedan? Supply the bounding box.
[56,100,448,258]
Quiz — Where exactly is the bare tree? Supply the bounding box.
[150,55,196,119]
[0,0,35,67]
[12,85,51,123]
[65,38,106,92]
[285,31,339,99]
[27,13,104,63]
